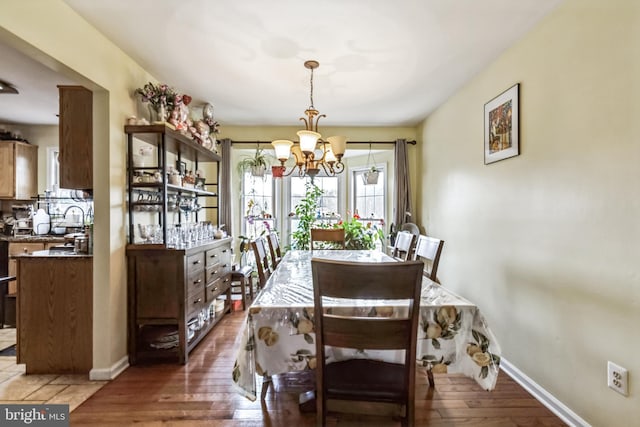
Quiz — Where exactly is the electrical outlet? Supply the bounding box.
[607,361,628,396]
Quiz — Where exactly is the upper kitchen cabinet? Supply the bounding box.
[58,85,92,190]
[0,140,38,200]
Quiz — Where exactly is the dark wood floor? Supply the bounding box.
[71,311,566,426]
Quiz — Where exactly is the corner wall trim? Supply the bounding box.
[89,356,129,381]
[500,358,591,427]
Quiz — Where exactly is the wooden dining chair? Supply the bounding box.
[251,237,272,289]
[412,235,445,283]
[391,230,415,261]
[311,258,424,427]
[266,232,282,269]
[310,228,346,250]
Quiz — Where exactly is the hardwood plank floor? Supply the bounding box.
[71,311,566,426]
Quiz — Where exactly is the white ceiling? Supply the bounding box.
[0,0,562,127]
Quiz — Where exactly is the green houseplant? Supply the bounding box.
[290,182,323,250]
[238,148,269,177]
[338,214,384,250]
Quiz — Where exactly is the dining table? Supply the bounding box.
[232,250,501,401]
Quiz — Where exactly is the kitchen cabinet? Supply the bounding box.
[58,85,93,190]
[0,140,38,200]
[17,254,92,374]
[7,241,58,295]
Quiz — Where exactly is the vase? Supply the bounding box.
[149,104,167,123]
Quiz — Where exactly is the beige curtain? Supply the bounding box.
[393,138,412,227]
[219,138,232,233]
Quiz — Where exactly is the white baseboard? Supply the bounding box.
[500,358,590,427]
[89,355,129,381]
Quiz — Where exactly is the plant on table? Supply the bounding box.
[336,212,384,250]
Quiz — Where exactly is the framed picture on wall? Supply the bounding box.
[484,83,519,164]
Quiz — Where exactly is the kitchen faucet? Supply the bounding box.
[63,205,85,227]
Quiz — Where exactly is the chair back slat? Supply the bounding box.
[391,231,415,261]
[266,232,282,269]
[251,237,272,288]
[412,235,445,283]
[323,316,413,350]
[314,261,420,300]
[310,228,346,250]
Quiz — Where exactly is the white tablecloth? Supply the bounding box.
[232,250,501,401]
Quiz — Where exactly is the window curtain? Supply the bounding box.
[219,138,232,233]
[393,138,412,227]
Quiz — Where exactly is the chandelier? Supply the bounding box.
[271,60,347,179]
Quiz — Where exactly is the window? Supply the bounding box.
[241,172,274,239]
[353,167,385,220]
[287,176,340,248]
[290,176,339,219]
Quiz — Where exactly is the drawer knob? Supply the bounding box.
[193,298,202,304]
[193,279,202,285]
[210,254,218,258]
[211,286,218,293]
[213,270,218,275]
[193,260,201,265]
[222,249,228,253]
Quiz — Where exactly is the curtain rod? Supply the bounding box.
[230,140,416,145]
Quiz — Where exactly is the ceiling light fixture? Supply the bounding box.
[271,60,347,179]
[0,80,19,94]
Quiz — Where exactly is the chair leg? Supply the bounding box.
[240,277,247,311]
[427,368,435,387]
[248,275,254,302]
[261,374,272,400]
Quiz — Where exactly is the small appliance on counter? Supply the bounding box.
[11,205,33,236]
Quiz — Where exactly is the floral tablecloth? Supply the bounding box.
[232,250,501,401]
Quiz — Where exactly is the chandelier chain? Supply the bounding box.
[309,66,315,109]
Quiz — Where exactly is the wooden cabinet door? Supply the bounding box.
[8,243,45,294]
[0,141,38,199]
[0,142,14,198]
[14,142,38,200]
[58,85,93,190]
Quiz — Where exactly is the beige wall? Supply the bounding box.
[1,0,157,376]
[419,0,639,424]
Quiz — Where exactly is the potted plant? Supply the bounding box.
[238,148,270,177]
[339,215,384,250]
[362,144,380,185]
[363,165,380,185]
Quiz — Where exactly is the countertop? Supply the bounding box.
[15,249,92,259]
[0,235,66,243]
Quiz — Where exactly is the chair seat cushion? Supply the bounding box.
[324,359,407,402]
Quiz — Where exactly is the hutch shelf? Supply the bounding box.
[125,125,231,364]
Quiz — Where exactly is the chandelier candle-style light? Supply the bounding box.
[271,60,347,179]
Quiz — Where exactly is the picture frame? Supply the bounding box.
[484,83,519,164]
[195,177,206,190]
[176,160,187,176]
